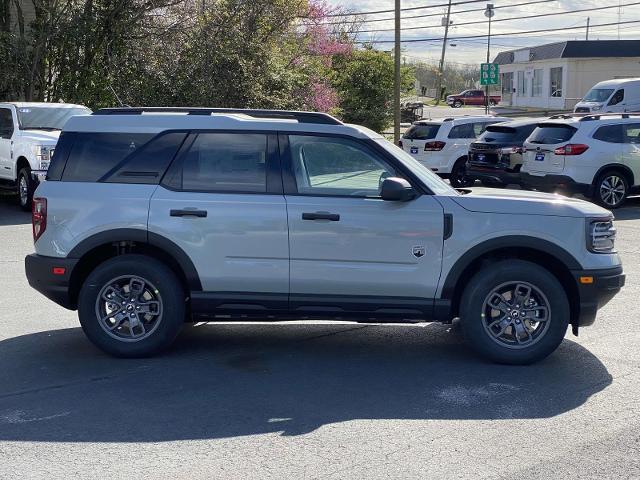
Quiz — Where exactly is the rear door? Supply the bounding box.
[282,133,444,317]
[148,132,289,309]
[523,123,577,174]
[622,123,640,185]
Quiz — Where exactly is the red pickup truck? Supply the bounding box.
[446,89,501,108]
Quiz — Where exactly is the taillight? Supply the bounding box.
[424,141,446,151]
[554,144,589,155]
[398,140,403,148]
[32,197,47,243]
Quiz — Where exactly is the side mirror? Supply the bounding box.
[380,177,417,202]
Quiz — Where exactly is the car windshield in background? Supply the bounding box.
[404,124,440,140]
[528,124,577,144]
[582,88,614,102]
[17,107,91,130]
[480,125,537,143]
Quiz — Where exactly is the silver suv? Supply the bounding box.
[25,107,625,364]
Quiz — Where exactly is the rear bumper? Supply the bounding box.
[573,265,625,327]
[25,254,78,310]
[467,164,522,185]
[521,172,591,195]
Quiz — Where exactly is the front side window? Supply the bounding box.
[288,135,396,197]
[550,67,563,97]
[17,106,91,130]
[473,122,494,137]
[448,123,476,139]
[0,108,14,138]
[609,89,625,106]
[624,123,640,144]
[180,133,267,192]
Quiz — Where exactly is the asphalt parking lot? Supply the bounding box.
[1,191,639,479]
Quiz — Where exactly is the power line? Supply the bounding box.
[366,18,640,43]
[320,0,557,25]
[325,0,492,18]
[356,1,640,34]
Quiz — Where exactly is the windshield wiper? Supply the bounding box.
[21,126,61,131]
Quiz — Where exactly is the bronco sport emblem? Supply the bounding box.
[412,246,425,258]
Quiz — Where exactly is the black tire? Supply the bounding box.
[17,167,35,211]
[453,100,463,108]
[592,170,628,209]
[78,254,185,357]
[449,158,474,188]
[459,259,569,365]
[489,99,497,107]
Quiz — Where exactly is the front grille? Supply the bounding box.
[575,107,589,113]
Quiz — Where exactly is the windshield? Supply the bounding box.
[374,138,458,196]
[404,123,440,140]
[582,88,614,103]
[17,106,91,130]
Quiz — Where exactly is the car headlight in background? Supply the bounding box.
[587,218,616,253]
[34,145,54,170]
[591,105,602,112]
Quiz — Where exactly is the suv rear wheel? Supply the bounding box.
[450,157,474,188]
[460,259,569,364]
[78,254,185,357]
[593,170,628,209]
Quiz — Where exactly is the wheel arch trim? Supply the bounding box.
[593,164,634,187]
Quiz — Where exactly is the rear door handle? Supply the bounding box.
[170,209,207,218]
[302,212,340,221]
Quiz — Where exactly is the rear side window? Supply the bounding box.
[528,124,577,144]
[62,133,154,182]
[404,124,440,140]
[593,125,623,143]
[180,133,267,192]
[46,131,76,181]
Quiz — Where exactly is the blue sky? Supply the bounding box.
[326,0,640,65]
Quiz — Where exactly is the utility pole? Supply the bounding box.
[394,0,401,144]
[586,17,590,40]
[484,3,494,115]
[435,0,453,106]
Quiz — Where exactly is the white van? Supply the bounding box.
[574,78,640,114]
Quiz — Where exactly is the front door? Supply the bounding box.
[623,123,640,185]
[148,132,289,312]
[282,133,444,318]
[0,107,15,180]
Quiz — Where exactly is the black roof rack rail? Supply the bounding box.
[549,114,576,119]
[92,107,342,125]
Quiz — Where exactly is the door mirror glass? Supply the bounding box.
[380,177,416,202]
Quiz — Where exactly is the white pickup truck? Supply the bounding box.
[0,102,91,210]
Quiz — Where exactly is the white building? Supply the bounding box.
[494,40,640,110]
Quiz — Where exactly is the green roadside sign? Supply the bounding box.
[480,63,499,85]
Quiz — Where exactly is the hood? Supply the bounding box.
[18,129,60,144]
[452,188,612,218]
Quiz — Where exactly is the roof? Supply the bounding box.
[416,115,511,125]
[489,118,540,128]
[494,40,640,65]
[0,102,88,109]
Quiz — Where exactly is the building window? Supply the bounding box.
[517,71,525,96]
[532,69,543,97]
[550,67,563,97]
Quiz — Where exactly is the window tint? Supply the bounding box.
[289,135,396,196]
[404,123,440,140]
[448,123,476,139]
[609,89,625,106]
[180,133,267,192]
[103,132,187,184]
[593,125,623,143]
[46,132,76,181]
[62,133,154,182]
[624,123,640,144]
[528,124,576,144]
[0,108,14,138]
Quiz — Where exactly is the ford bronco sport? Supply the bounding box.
[25,108,624,364]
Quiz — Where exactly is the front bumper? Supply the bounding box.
[573,265,625,327]
[25,254,78,310]
[521,172,591,195]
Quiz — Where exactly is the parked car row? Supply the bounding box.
[401,112,640,208]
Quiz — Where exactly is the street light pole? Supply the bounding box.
[484,4,494,115]
[394,0,401,144]
[436,0,453,106]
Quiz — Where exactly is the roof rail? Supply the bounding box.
[579,112,640,121]
[92,107,343,125]
[548,114,576,119]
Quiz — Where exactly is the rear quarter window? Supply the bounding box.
[528,124,577,144]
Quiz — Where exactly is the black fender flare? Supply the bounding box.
[440,235,582,299]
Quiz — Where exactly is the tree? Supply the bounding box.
[333,46,414,132]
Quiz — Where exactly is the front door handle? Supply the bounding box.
[302,212,340,221]
[170,208,207,218]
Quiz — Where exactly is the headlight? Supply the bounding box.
[591,105,602,112]
[587,218,616,253]
[34,145,54,170]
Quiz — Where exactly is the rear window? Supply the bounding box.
[527,124,577,145]
[404,123,440,140]
[480,124,537,143]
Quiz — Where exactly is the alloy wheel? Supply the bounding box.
[599,175,626,207]
[19,175,28,207]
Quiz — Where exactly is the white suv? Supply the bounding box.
[399,116,510,187]
[521,113,640,208]
[25,107,624,365]
[0,102,91,210]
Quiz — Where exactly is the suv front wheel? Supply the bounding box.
[450,158,475,188]
[17,167,34,211]
[78,254,185,357]
[593,170,628,209]
[460,259,569,364]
